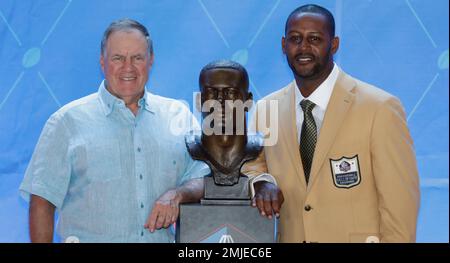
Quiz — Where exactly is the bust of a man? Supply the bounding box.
[186,60,262,193]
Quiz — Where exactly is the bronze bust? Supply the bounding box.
[177,61,277,243]
[186,60,263,200]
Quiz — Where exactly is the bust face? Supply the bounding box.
[200,68,250,136]
[200,68,247,101]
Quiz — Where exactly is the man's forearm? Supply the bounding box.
[29,194,55,243]
[176,178,205,204]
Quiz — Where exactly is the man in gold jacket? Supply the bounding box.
[243,4,420,243]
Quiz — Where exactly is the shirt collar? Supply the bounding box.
[141,91,156,113]
[98,80,155,116]
[294,63,340,112]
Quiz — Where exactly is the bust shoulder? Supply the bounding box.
[185,131,203,160]
[245,133,264,160]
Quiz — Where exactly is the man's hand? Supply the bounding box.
[144,189,180,232]
[252,181,284,219]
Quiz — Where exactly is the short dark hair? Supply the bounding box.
[285,4,335,37]
[101,18,153,55]
[199,60,249,88]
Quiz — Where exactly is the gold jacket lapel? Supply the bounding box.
[280,82,307,188]
[307,72,355,190]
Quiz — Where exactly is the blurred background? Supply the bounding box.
[0,0,448,242]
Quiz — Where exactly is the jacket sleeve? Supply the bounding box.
[371,97,420,242]
[241,101,276,196]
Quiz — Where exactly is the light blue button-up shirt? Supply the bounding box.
[20,81,210,242]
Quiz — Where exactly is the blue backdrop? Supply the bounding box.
[0,0,448,242]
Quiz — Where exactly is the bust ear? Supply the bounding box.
[195,92,202,112]
[245,92,253,111]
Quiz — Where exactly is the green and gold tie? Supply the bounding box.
[300,100,317,184]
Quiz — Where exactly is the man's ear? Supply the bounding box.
[100,55,105,73]
[331,36,340,55]
[149,53,155,68]
[195,92,202,112]
[281,37,287,54]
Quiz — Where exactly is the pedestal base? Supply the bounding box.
[204,176,250,200]
[176,202,277,243]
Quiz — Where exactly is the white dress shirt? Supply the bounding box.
[294,63,340,143]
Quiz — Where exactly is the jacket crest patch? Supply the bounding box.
[329,155,361,188]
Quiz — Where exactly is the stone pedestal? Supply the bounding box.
[176,198,277,243]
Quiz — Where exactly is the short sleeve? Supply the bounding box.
[19,112,72,209]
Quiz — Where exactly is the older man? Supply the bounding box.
[20,19,209,243]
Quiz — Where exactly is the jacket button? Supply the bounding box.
[304,205,312,211]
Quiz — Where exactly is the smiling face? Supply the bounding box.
[100,29,153,103]
[282,12,339,82]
